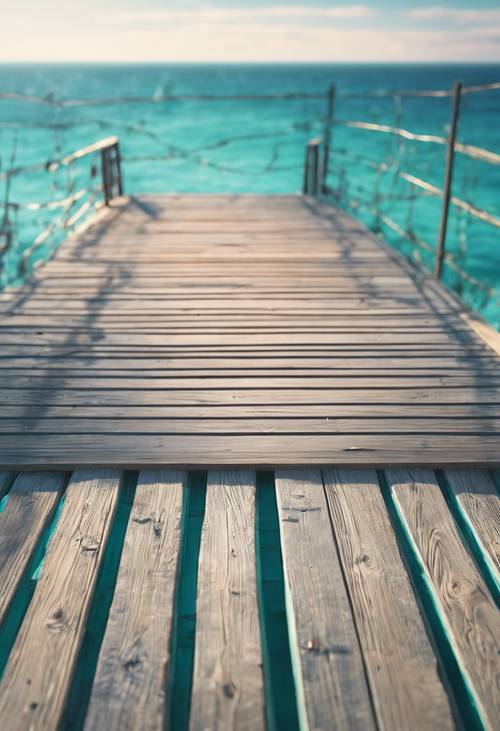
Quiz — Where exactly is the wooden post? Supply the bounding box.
[109,147,116,197]
[101,148,111,206]
[114,143,123,196]
[435,81,462,280]
[303,139,321,196]
[322,84,336,192]
[310,143,319,196]
[303,145,310,194]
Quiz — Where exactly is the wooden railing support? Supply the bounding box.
[322,84,336,192]
[101,140,123,206]
[303,138,323,196]
[435,81,462,280]
[101,148,111,206]
[114,143,123,196]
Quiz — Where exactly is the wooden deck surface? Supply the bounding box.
[0,467,498,730]
[0,194,499,468]
[0,198,499,730]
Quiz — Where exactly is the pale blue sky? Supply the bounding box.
[2,1,500,62]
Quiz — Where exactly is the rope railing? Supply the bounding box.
[303,78,500,313]
[0,91,328,106]
[399,172,500,229]
[333,120,500,166]
[382,213,498,299]
[0,136,122,284]
[0,187,89,212]
[11,93,495,182]
[1,78,499,320]
[1,79,499,106]
[0,119,321,182]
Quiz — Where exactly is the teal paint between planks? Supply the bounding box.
[168,471,207,731]
[436,470,500,607]
[256,471,300,731]
[62,471,138,731]
[169,470,300,731]
[377,469,488,731]
[0,470,301,730]
[0,493,67,680]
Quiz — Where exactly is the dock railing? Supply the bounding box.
[0,135,122,283]
[1,80,499,320]
[303,80,500,297]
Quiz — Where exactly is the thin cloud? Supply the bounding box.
[105,5,377,25]
[1,3,500,62]
[10,24,496,63]
[408,7,500,24]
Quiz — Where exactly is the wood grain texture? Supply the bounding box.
[190,469,265,731]
[0,433,499,469]
[0,468,121,731]
[83,469,185,731]
[323,468,455,730]
[444,468,500,574]
[275,468,376,731]
[0,194,498,467]
[0,471,65,626]
[1,416,499,435]
[386,467,500,730]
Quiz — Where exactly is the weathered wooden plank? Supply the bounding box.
[0,304,451,316]
[0,347,491,361]
[1,434,500,469]
[0,317,470,330]
[323,468,455,730]
[0,332,482,346]
[83,469,185,731]
[190,469,265,731]
[444,468,500,573]
[1,386,497,407]
[2,356,497,371]
[0,469,121,731]
[0,472,65,626]
[1,403,499,418]
[0,375,497,390]
[0,416,499,435]
[385,468,500,729]
[0,294,448,307]
[275,468,376,731]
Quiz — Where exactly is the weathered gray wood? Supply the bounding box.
[1,433,500,469]
[190,469,265,731]
[2,375,496,389]
[323,468,454,730]
[386,468,500,730]
[0,194,498,466]
[2,386,498,407]
[445,468,500,573]
[0,469,121,731]
[1,403,499,419]
[84,469,185,731]
[0,472,65,625]
[1,416,499,435]
[275,468,376,731]
[5,434,500,468]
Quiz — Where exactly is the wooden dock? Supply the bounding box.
[0,195,498,730]
[0,194,499,467]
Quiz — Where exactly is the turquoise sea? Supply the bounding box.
[1,63,499,326]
